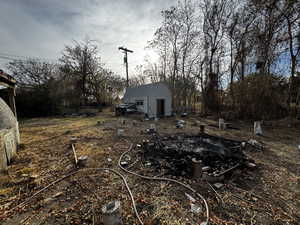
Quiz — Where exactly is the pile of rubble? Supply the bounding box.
[140,133,255,178]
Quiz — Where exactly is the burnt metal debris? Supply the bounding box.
[140,133,254,178]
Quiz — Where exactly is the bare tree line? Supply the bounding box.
[7,39,125,117]
[5,0,300,119]
[144,0,300,119]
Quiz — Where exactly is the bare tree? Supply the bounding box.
[6,59,63,117]
[147,0,298,118]
[225,2,257,110]
[7,59,57,87]
[88,68,124,105]
[271,1,300,115]
[151,6,183,108]
[201,0,232,113]
[150,0,202,111]
[272,0,300,78]
[59,39,101,105]
[129,65,148,86]
[247,0,287,74]
[60,39,126,107]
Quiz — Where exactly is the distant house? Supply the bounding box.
[123,82,172,118]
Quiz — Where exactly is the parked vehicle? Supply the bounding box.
[115,103,138,116]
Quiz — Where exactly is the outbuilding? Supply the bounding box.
[123,82,172,118]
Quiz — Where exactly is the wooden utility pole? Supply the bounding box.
[118,47,133,87]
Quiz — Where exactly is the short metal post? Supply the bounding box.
[192,158,202,179]
[200,125,205,133]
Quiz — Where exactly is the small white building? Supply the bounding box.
[123,82,172,118]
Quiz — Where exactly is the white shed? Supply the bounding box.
[123,82,172,118]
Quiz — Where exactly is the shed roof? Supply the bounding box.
[124,82,171,99]
[0,69,16,88]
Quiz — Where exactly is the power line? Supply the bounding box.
[0,51,59,63]
[0,55,17,61]
[0,52,29,59]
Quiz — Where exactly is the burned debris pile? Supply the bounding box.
[141,133,254,178]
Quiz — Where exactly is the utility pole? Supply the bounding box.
[118,46,133,87]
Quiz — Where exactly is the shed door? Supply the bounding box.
[156,99,165,117]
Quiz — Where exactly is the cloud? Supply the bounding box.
[0,0,175,76]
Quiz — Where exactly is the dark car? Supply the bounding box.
[115,103,138,116]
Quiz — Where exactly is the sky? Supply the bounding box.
[0,0,175,76]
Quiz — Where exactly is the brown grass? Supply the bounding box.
[0,110,299,225]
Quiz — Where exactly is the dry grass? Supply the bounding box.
[0,187,14,196]
[0,110,299,225]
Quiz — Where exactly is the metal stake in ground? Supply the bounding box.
[71,144,78,166]
[192,158,203,179]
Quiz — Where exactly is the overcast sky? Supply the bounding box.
[0,0,174,76]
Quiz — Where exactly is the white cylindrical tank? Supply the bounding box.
[102,200,122,225]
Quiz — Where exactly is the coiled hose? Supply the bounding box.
[9,144,210,225]
[8,168,143,224]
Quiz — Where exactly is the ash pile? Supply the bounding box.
[140,133,255,178]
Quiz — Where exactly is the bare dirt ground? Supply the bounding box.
[0,111,299,225]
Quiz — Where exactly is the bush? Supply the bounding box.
[230,73,288,120]
[16,80,63,118]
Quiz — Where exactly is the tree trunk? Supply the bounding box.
[230,38,235,110]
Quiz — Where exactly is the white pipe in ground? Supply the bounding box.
[219,118,226,130]
[102,200,122,225]
[254,121,262,135]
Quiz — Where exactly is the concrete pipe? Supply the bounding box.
[102,200,122,225]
